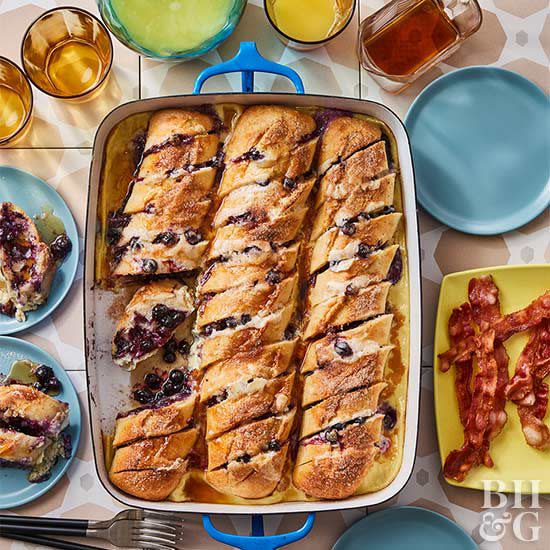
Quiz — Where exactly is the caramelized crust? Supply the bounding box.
[311,174,396,241]
[197,274,297,328]
[113,396,196,448]
[302,315,393,374]
[110,428,197,472]
[208,411,295,470]
[200,340,297,402]
[302,347,392,406]
[293,416,383,499]
[300,383,386,438]
[206,373,295,439]
[199,243,299,295]
[109,462,188,501]
[309,213,402,273]
[317,116,382,174]
[219,105,316,197]
[304,282,392,340]
[309,246,398,306]
[206,444,289,499]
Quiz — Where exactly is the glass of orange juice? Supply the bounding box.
[21,7,113,101]
[0,57,33,146]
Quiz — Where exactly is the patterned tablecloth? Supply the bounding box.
[0,0,548,548]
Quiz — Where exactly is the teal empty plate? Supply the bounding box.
[405,66,550,235]
[0,166,79,335]
[332,507,476,550]
[0,337,81,509]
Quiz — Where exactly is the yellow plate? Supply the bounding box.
[433,264,550,493]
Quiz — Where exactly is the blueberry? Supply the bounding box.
[283,177,296,190]
[236,453,251,463]
[357,243,373,258]
[177,340,190,355]
[334,339,352,357]
[266,439,280,452]
[35,365,55,383]
[341,222,356,236]
[50,233,72,262]
[154,391,165,402]
[240,313,251,325]
[134,388,154,404]
[164,339,177,354]
[265,269,282,285]
[225,316,238,329]
[144,373,162,390]
[106,228,121,245]
[142,259,158,273]
[163,352,176,363]
[32,382,46,393]
[162,380,178,396]
[153,231,178,246]
[169,369,185,384]
[47,377,61,392]
[184,229,202,245]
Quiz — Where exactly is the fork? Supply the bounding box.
[0,510,184,549]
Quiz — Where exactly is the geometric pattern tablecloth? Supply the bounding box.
[0,0,548,548]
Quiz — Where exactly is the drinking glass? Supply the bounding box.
[21,7,113,100]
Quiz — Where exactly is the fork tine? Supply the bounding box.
[139,520,178,531]
[133,541,175,550]
[133,535,177,549]
[133,528,177,543]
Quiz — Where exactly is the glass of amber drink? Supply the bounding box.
[21,7,113,101]
[0,57,33,146]
[358,0,482,93]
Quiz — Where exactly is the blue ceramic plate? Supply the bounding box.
[0,166,79,335]
[405,67,550,235]
[332,507,476,550]
[0,336,81,509]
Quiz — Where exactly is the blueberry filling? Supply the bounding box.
[226,211,257,226]
[236,453,251,463]
[304,416,368,446]
[344,284,358,297]
[132,131,147,167]
[334,338,352,357]
[200,314,245,336]
[119,391,193,416]
[152,231,178,246]
[178,340,191,355]
[50,233,72,262]
[240,313,252,325]
[233,147,264,163]
[284,324,296,340]
[206,389,228,407]
[386,248,402,285]
[357,242,382,259]
[184,229,202,245]
[378,402,397,430]
[142,133,194,157]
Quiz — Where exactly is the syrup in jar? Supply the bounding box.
[361,0,459,77]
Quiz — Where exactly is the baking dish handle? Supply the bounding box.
[202,513,315,549]
[193,41,305,94]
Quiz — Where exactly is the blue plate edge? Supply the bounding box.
[405,66,550,236]
[0,165,80,336]
[0,336,82,509]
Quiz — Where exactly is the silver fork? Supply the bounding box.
[0,510,185,549]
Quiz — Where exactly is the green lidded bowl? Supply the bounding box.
[97,0,246,60]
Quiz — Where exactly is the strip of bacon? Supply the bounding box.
[439,292,550,372]
[507,320,550,450]
[444,330,499,481]
[469,276,509,443]
[448,303,475,426]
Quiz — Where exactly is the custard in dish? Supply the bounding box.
[97,104,409,503]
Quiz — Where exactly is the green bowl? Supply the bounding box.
[96,0,246,60]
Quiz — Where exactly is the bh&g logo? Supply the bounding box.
[480,480,542,543]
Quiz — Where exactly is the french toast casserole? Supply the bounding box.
[95,103,409,503]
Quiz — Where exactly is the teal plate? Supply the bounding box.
[332,507,476,550]
[0,166,79,335]
[405,67,550,235]
[0,337,81,509]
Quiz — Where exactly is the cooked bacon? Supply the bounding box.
[444,330,499,481]
[468,276,509,443]
[507,320,550,450]
[448,303,474,426]
[439,292,550,371]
